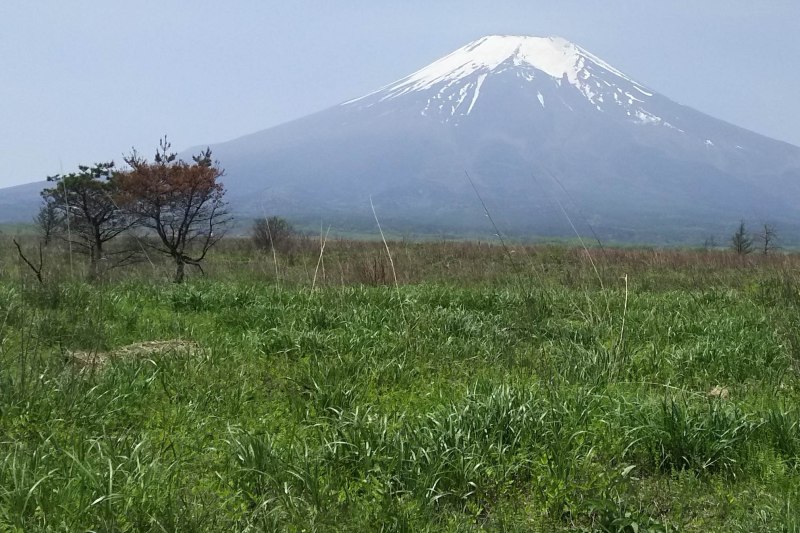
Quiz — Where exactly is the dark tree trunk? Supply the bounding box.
[88,243,103,281]
[174,255,186,283]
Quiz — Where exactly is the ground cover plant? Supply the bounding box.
[1,234,800,530]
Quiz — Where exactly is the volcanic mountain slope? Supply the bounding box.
[194,35,800,242]
[4,35,800,243]
[0,181,49,224]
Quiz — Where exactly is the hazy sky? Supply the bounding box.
[2,1,799,188]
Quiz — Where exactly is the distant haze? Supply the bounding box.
[1,1,799,188]
[148,33,797,244]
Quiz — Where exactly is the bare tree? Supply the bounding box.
[34,197,63,246]
[252,216,295,253]
[13,239,44,284]
[118,137,231,283]
[702,235,717,250]
[756,223,779,255]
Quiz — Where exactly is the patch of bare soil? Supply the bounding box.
[68,340,199,370]
[707,385,730,400]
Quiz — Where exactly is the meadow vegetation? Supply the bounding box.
[2,233,800,531]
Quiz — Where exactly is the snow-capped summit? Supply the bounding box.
[345,35,660,126]
[351,35,638,98]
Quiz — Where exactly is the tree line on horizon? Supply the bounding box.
[14,133,786,285]
[703,220,780,256]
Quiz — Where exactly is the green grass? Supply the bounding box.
[2,239,800,530]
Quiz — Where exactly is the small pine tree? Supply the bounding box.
[730,220,753,255]
[41,162,136,279]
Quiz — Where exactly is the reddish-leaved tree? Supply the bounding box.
[118,137,231,283]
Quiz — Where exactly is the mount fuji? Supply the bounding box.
[4,35,800,243]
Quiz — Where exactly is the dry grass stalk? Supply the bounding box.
[312,225,331,290]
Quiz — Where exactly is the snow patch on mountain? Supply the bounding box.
[466,73,486,114]
[634,109,661,125]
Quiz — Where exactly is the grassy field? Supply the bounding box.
[2,236,800,531]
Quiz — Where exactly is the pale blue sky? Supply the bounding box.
[1,1,798,188]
